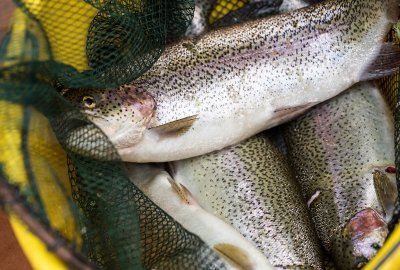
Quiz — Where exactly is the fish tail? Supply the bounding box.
[360,43,400,81]
[383,0,400,22]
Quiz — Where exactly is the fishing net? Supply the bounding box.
[208,0,282,28]
[0,0,228,269]
[378,28,400,232]
[0,0,400,270]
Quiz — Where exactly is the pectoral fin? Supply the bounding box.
[150,115,198,136]
[373,170,398,219]
[213,243,253,270]
[360,43,400,81]
[272,103,315,124]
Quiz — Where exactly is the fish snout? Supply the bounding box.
[342,208,388,268]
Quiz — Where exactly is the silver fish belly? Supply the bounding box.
[284,82,397,269]
[124,163,274,270]
[117,0,399,162]
[64,0,399,162]
[173,133,324,269]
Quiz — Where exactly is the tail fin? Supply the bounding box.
[360,43,400,81]
[384,0,400,23]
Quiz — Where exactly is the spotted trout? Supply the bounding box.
[185,0,215,37]
[187,0,283,36]
[64,0,400,162]
[172,133,324,269]
[210,0,283,29]
[284,82,398,269]
[279,0,318,13]
[124,163,274,270]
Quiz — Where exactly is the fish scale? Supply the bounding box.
[284,82,397,269]
[174,134,324,269]
[124,163,274,270]
[64,0,400,162]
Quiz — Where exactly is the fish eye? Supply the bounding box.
[82,96,96,109]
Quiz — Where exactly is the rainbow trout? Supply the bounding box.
[279,0,317,13]
[185,0,215,37]
[284,82,398,269]
[124,163,274,270]
[172,133,324,269]
[64,0,400,162]
[187,0,284,36]
[211,0,283,29]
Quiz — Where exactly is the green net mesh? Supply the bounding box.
[0,0,229,269]
[379,29,400,232]
[7,0,194,88]
[0,0,400,269]
[209,0,282,28]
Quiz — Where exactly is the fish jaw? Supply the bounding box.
[93,89,156,149]
[334,208,388,269]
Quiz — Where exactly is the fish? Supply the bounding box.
[172,133,324,269]
[124,163,274,270]
[185,0,215,37]
[284,82,398,269]
[278,0,315,13]
[64,0,400,162]
[187,0,285,37]
[210,0,283,29]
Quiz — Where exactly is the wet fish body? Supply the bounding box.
[124,163,274,270]
[185,0,215,37]
[173,133,324,269]
[284,82,397,269]
[65,0,400,162]
[279,0,311,13]
[211,0,283,29]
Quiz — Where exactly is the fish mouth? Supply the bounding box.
[343,208,388,266]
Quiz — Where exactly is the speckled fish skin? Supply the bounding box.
[211,0,283,29]
[284,82,397,270]
[68,0,399,162]
[279,0,326,13]
[124,163,274,270]
[279,0,309,13]
[173,133,324,269]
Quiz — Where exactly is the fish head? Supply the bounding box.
[63,85,156,148]
[333,208,388,269]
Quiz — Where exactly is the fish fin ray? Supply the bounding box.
[373,170,398,218]
[167,176,195,205]
[213,243,253,270]
[150,115,198,136]
[165,162,176,178]
[360,43,400,81]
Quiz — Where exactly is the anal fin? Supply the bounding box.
[360,43,400,81]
